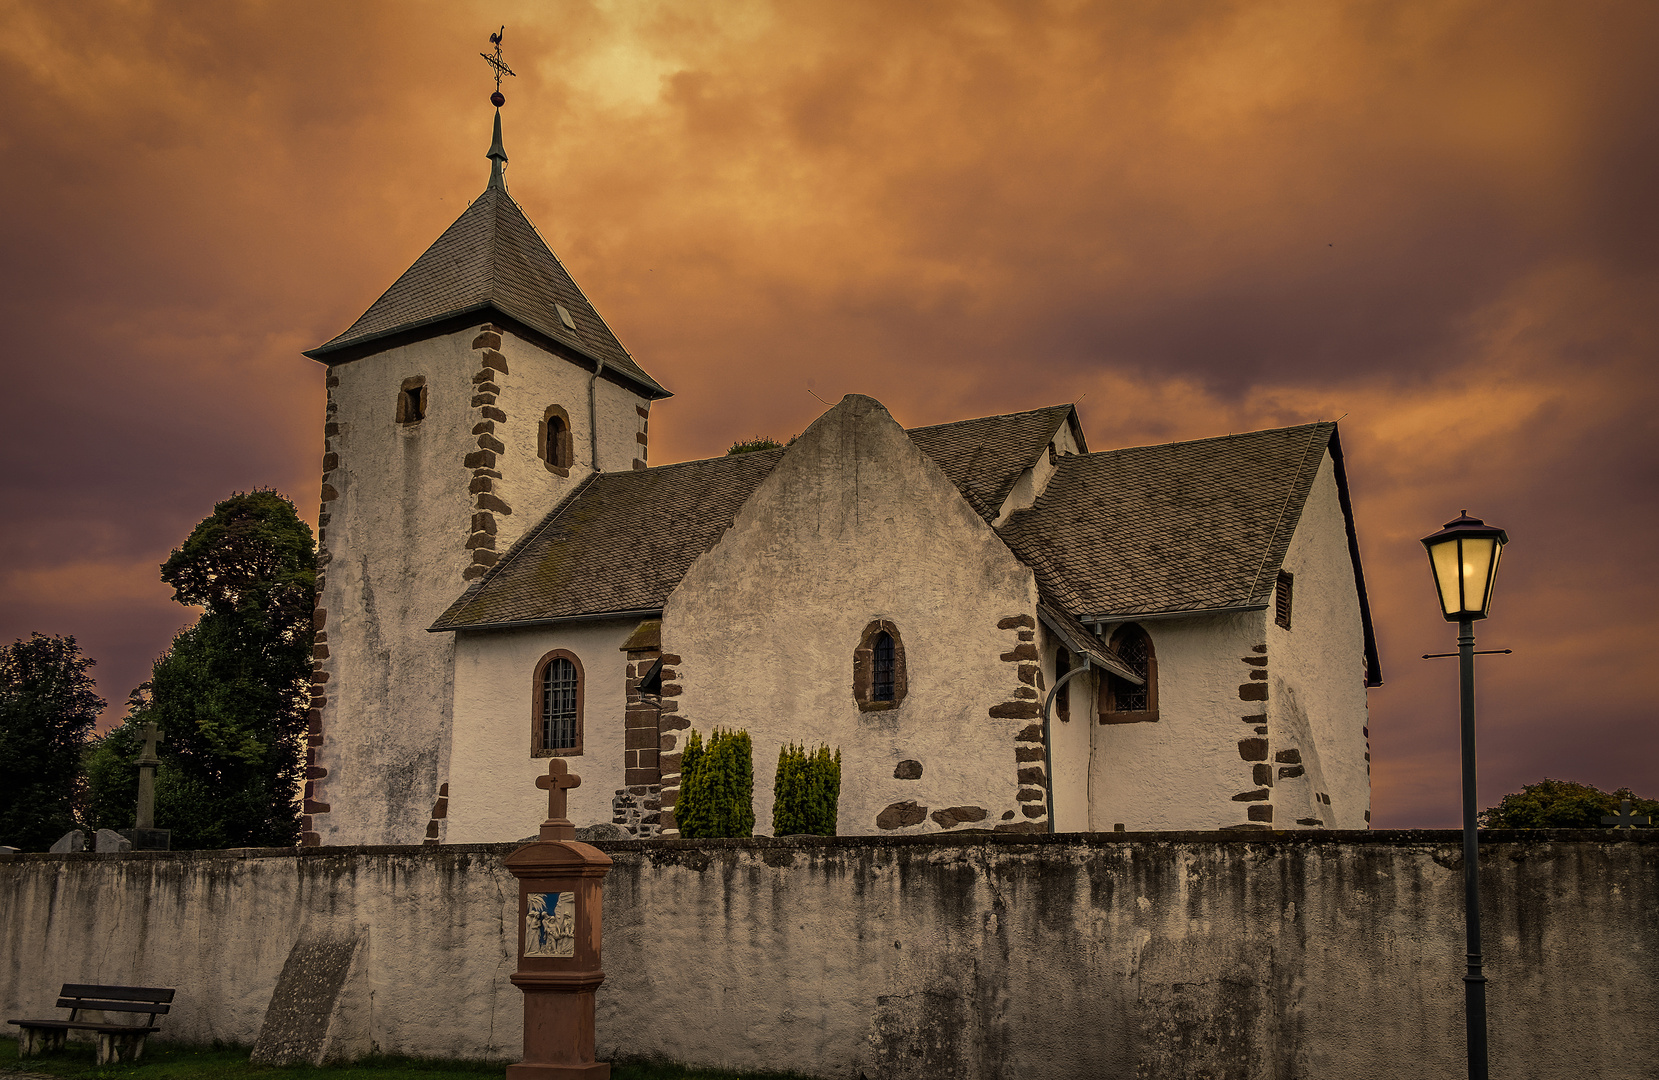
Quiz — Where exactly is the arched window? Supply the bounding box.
[853,620,907,711]
[533,650,584,755]
[873,632,896,701]
[1099,623,1157,724]
[397,376,427,424]
[540,405,574,475]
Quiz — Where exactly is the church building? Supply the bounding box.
[299,106,1381,847]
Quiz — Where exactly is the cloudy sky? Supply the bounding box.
[2,0,1654,827]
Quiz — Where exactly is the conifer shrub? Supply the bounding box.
[676,727,754,838]
[772,742,842,836]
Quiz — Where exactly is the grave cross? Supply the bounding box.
[1601,799,1651,830]
[535,758,581,841]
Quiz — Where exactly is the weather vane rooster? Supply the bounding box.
[482,26,516,107]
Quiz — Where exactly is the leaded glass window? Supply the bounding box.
[873,632,895,701]
[1111,628,1150,712]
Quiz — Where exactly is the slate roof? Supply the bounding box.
[997,423,1336,618]
[431,405,1078,630]
[432,448,786,630]
[431,410,1378,688]
[909,404,1081,521]
[305,184,668,398]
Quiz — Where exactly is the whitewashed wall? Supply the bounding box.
[2,834,1652,1079]
[1041,627,1097,832]
[1269,452,1372,828]
[314,324,648,846]
[448,620,640,843]
[663,395,1042,837]
[1088,611,1267,830]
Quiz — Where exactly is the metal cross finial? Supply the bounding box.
[1602,799,1652,829]
[535,758,581,841]
[481,26,516,106]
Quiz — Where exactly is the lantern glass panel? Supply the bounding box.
[1460,537,1497,615]
[1430,539,1462,615]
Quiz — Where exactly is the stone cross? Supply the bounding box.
[1602,799,1651,829]
[535,758,580,841]
[135,721,163,831]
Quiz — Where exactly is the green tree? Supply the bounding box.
[726,437,784,455]
[1479,778,1657,829]
[677,727,754,838]
[84,491,316,848]
[772,742,841,836]
[0,633,104,850]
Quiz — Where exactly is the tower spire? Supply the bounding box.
[481,26,515,191]
[488,109,508,190]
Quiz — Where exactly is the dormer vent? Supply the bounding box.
[555,303,576,330]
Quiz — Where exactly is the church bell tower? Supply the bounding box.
[299,62,671,846]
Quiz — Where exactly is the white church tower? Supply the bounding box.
[300,103,671,846]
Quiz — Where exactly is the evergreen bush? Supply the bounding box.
[772,742,841,836]
[676,726,754,838]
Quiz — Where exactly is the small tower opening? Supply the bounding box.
[397,376,428,424]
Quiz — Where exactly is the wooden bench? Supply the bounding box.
[8,984,175,1065]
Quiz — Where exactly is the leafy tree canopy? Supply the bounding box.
[0,633,104,850]
[84,490,315,848]
[1479,778,1657,829]
[726,436,794,455]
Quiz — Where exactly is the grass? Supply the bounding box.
[0,1039,815,1080]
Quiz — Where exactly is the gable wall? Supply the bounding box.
[662,396,1043,837]
[446,620,637,843]
[1267,451,1372,828]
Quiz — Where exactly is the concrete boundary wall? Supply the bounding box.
[1,832,1654,1079]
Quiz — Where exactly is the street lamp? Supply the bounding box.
[1421,510,1508,1080]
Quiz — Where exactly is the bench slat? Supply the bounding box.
[59,984,175,1003]
[56,998,170,1015]
[10,1020,161,1034]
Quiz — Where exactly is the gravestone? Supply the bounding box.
[250,931,369,1065]
[49,830,85,853]
[94,829,132,853]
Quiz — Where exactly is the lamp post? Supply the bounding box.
[1421,510,1508,1080]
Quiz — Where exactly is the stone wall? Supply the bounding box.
[1,832,1653,1079]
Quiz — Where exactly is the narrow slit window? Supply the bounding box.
[1056,646,1072,722]
[1276,570,1294,630]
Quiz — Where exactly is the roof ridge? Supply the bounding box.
[905,402,1073,434]
[1083,420,1333,460]
[509,194,641,370]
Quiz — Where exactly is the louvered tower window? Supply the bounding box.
[873,632,896,701]
[1276,570,1294,630]
[542,657,579,750]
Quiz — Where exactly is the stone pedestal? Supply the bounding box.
[504,759,612,1080]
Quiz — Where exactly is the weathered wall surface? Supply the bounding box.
[1269,451,1372,829]
[662,395,1043,837]
[449,620,640,842]
[1088,611,1270,830]
[314,323,649,847]
[2,834,1653,1080]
